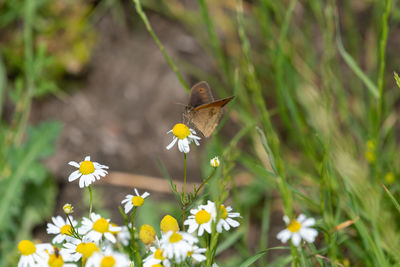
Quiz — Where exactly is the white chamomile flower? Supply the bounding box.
[86,251,130,267]
[184,201,216,236]
[143,247,171,267]
[121,188,150,213]
[160,231,198,263]
[166,123,200,154]
[44,246,77,267]
[210,156,220,167]
[216,204,241,233]
[79,213,121,244]
[17,240,51,267]
[188,245,207,263]
[46,216,78,244]
[276,214,318,247]
[68,156,109,188]
[62,238,99,262]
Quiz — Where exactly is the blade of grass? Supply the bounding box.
[334,9,379,98]
[132,0,189,92]
[238,247,289,267]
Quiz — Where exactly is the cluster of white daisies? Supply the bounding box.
[17,123,318,267]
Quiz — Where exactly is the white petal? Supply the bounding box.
[142,192,150,198]
[283,216,290,225]
[277,229,291,243]
[84,156,91,161]
[226,218,240,228]
[68,161,80,168]
[104,232,116,243]
[300,228,318,243]
[166,137,178,150]
[297,214,306,223]
[216,222,223,233]
[302,218,315,227]
[187,223,198,234]
[79,177,86,188]
[203,223,212,234]
[291,233,302,246]
[68,170,82,182]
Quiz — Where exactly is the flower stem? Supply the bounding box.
[182,153,188,231]
[183,153,187,196]
[129,208,142,267]
[88,185,93,217]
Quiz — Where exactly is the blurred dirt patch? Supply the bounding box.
[31,12,207,222]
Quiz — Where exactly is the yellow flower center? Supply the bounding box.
[160,215,179,234]
[187,250,194,256]
[60,224,72,235]
[220,205,228,219]
[76,242,99,258]
[132,196,144,207]
[101,256,116,267]
[79,161,95,175]
[154,248,165,260]
[287,220,302,233]
[139,224,156,245]
[152,265,163,267]
[48,253,64,267]
[169,232,182,243]
[172,123,190,139]
[93,218,109,233]
[18,240,36,255]
[195,210,211,225]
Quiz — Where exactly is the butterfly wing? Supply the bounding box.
[190,96,235,137]
[189,81,214,108]
[191,106,222,137]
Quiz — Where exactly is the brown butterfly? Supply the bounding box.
[185,81,234,137]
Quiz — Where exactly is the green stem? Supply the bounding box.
[132,0,189,92]
[195,167,217,194]
[88,185,93,217]
[128,207,142,266]
[183,153,187,197]
[182,153,188,231]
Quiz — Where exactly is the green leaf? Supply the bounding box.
[0,121,61,231]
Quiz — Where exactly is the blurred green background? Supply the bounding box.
[1,0,400,266]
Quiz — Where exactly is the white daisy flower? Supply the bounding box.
[276,214,318,247]
[86,251,130,267]
[184,201,216,236]
[188,245,207,263]
[68,156,109,188]
[166,123,200,153]
[160,231,198,263]
[210,156,220,168]
[79,213,121,244]
[62,238,99,262]
[43,246,77,267]
[17,240,51,267]
[121,188,150,214]
[46,216,78,244]
[143,247,171,267]
[216,204,241,233]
